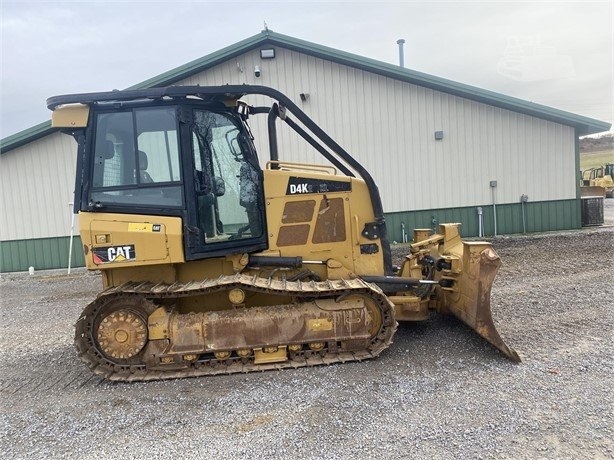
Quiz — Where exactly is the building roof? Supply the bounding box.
[2,29,610,153]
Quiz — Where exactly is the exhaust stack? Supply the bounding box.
[397,39,406,68]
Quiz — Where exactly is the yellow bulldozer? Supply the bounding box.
[581,164,614,198]
[47,85,519,381]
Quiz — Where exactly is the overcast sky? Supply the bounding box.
[1,1,612,138]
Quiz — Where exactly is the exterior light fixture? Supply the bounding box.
[260,48,275,59]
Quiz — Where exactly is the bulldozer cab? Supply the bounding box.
[76,98,268,261]
[50,86,395,271]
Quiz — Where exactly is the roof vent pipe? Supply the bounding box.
[397,39,406,68]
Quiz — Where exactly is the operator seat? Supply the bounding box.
[138,150,154,183]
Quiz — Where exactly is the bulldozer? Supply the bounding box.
[581,164,614,198]
[47,85,519,381]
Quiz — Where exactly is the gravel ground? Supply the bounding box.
[1,200,612,459]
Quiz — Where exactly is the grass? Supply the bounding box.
[580,149,614,170]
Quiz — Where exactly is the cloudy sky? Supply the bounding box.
[1,1,612,138]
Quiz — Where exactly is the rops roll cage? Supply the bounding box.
[47,85,394,275]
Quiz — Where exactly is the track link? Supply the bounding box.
[75,274,397,382]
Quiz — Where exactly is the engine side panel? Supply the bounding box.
[262,167,385,277]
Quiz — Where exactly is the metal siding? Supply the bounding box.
[0,236,85,272]
[385,198,579,242]
[0,132,77,240]
[176,46,576,213]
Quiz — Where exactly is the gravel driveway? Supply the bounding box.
[1,202,612,459]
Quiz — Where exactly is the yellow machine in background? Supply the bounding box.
[48,85,519,381]
[581,164,614,198]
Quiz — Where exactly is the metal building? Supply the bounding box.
[0,30,610,272]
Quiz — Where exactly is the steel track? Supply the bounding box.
[75,274,398,382]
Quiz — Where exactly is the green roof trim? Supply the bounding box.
[2,29,610,154]
[127,32,268,89]
[1,120,53,153]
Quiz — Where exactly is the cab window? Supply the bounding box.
[90,107,183,208]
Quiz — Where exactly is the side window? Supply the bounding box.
[136,110,181,183]
[92,112,135,188]
[90,108,183,208]
[192,110,263,242]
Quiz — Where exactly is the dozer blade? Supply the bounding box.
[439,241,520,362]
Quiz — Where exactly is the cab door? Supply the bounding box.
[183,108,267,260]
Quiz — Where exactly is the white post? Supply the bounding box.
[492,191,497,236]
[477,207,483,237]
[490,181,498,236]
[67,202,75,275]
[521,194,529,234]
